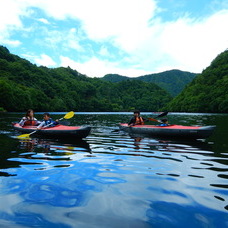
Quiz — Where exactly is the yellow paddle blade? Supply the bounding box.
[17,133,31,139]
[63,111,75,119]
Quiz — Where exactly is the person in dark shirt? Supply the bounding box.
[159,118,169,126]
[128,110,146,126]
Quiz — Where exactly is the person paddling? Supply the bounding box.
[159,118,169,126]
[37,112,59,130]
[128,110,146,126]
[19,109,38,126]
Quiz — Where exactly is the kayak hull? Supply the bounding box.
[119,124,216,139]
[13,123,91,139]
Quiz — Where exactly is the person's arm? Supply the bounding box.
[49,118,59,127]
[42,119,59,128]
[35,120,42,125]
[143,117,148,123]
[19,117,26,126]
[37,121,45,129]
[128,117,135,126]
[51,120,59,126]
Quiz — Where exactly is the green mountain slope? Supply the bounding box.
[0,46,172,112]
[137,70,197,96]
[102,74,129,83]
[165,49,228,113]
[102,70,197,96]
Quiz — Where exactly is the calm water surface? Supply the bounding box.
[0,112,227,228]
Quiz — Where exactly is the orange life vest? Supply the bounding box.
[135,116,144,125]
[24,119,37,126]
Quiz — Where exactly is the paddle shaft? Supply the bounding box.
[148,117,159,122]
[27,120,59,136]
[154,111,168,119]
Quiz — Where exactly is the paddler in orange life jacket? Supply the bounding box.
[19,109,38,126]
[128,110,146,126]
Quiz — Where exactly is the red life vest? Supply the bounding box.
[24,119,37,126]
[135,116,144,125]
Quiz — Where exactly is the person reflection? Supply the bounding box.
[19,138,51,154]
[133,137,142,150]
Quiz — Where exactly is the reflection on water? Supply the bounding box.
[0,113,227,227]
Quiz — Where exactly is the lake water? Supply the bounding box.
[0,112,227,228]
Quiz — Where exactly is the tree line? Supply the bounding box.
[1,45,227,113]
[0,46,171,112]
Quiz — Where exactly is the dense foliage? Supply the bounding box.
[165,49,228,113]
[0,46,172,112]
[102,70,196,96]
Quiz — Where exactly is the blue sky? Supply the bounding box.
[0,0,228,77]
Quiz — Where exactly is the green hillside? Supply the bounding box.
[0,46,172,112]
[102,70,197,96]
[165,49,228,113]
[137,70,196,96]
[102,74,129,83]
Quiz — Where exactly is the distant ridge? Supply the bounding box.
[102,70,197,96]
[102,74,129,83]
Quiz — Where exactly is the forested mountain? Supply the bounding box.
[165,49,228,113]
[102,74,129,83]
[102,70,197,96]
[0,46,172,112]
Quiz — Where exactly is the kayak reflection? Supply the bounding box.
[128,133,214,155]
[18,137,91,155]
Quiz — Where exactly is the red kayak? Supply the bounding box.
[119,123,216,139]
[13,123,91,139]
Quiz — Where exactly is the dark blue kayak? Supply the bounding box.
[119,123,216,139]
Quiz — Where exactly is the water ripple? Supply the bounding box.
[0,115,228,227]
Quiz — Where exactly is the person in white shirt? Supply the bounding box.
[19,109,38,126]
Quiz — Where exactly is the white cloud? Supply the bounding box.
[0,0,228,76]
[37,18,50,24]
[107,9,228,74]
[45,0,227,75]
[14,0,156,42]
[0,0,27,46]
[79,0,156,41]
[34,54,56,67]
[98,46,110,57]
[60,56,150,77]
[0,0,22,30]
[39,27,83,52]
[60,56,118,77]
[154,10,228,72]
[0,37,21,47]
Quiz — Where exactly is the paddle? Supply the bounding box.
[17,111,75,139]
[148,117,159,122]
[154,111,168,119]
[148,111,168,123]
